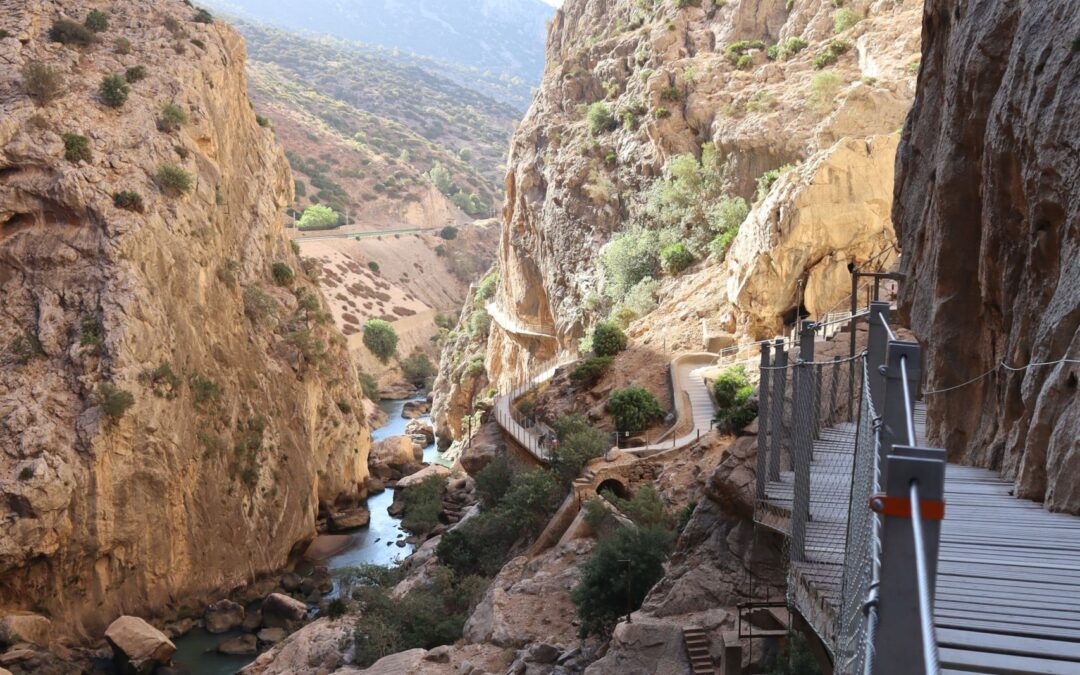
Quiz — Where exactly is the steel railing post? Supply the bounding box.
[879,341,923,478]
[791,323,816,563]
[868,302,890,412]
[756,342,772,500]
[768,338,787,482]
[871,445,945,675]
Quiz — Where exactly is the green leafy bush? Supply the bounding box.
[587,102,617,136]
[190,373,222,409]
[271,262,294,286]
[80,315,104,354]
[193,9,214,24]
[21,60,64,105]
[570,356,614,389]
[756,165,795,201]
[113,191,145,213]
[808,71,844,110]
[62,133,91,163]
[401,474,448,535]
[158,102,188,131]
[99,74,130,107]
[84,10,108,32]
[473,270,498,304]
[439,225,458,240]
[713,366,758,433]
[8,332,43,365]
[474,456,515,509]
[549,415,610,487]
[358,371,380,400]
[660,242,694,274]
[593,321,628,357]
[608,385,663,434]
[124,65,147,83]
[255,114,271,128]
[243,286,278,324]
[50,19,97,46]
[400,351,436,387]
[156,165,193,195]
[812,39,852,69]
[363,319,398,363]
[296,205,340,230]
[114,37,132,54]
[97,383,135,422]
[834,8,861,32]
[571,524,676,637]
[468,309,491,339]
[725,39,766,65]
[660,86,682,102]
[653,106,671,119]
[601,227,660,300]
[767,37,809,61]
[138,362,182,399]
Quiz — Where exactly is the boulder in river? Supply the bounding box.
[257,627,287,644]
[104,616,176,675]
[204,599,245,634]
[401,400,431,418]
[405,419,435,446]
[261,593,308,630]
[395,464,450,489]
[217,633,257,656]
[328,506,371,532]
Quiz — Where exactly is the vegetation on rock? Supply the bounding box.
[607,385,664,434]
[592,321,628,357]
[99,74,130,108]
[713,366,758,433]
[362,319,398,363]
[62,133,92,163]
[21,61,64,105]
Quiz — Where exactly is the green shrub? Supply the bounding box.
[50,19,97,46]
[97,383,135,422]
[114,37,132,54]
[712,366,757,433]
[190,38,205,49]
[710,227,740,258]
[80,315,104,354]
[18,466,33,480]
[834,7,861,33]
[498,469,564,537]
[359,371,380,400]
[756,165,794,201]
[601,227,660,299]
[736,54,754,70]
[660,242,694,274]
[124,65,147,83]
[163,16,182,34]
[593,321,628,357]
[368,261,379,272]
[62,133,91,163]
[400,351,436,387]
[21,60,64,105]
[401,474,447,535]
[189,373,222,409]
[112,190,145,213]
[243,286,278,324]
[296,205,340,230]
[139,361,182,399]
[603,484,673,528]
[812,39,852,69]
[9,332,43,365]
[473,270,498,304]
[586,102,617,136]
[99,74,130,107]
[84,10,108,32]
[570,356,614,389]
[437,511,519,577]
[607,385,663,434]
[746,90,777,113]
[439,225,458,240]
[549,415,609,487]
[808,71,844,110]
[156,165,193,195]
[468,309,490,339]
[256,114,271,128]
[653,106,671,119]
[271,262,294,286]
[363,319,398,363]
[768,37,809,61]
[571,524,675,637]
[193,8,214,24]
[474,456,515,508]
[660,86,682,102]
[725,39,766,65]
[158,102,188,131]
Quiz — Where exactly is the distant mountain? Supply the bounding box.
[203,0,553,92]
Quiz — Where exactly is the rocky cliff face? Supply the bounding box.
[893,0,1080,513]
[432,0,921,440]
[0,0,368,638]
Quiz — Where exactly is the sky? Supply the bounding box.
[540,0,563,6]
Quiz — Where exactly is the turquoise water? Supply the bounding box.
[171,397,442,673]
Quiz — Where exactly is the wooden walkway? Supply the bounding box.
[758,403,1080,674]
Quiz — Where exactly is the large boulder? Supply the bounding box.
[204,599,245,634]
[394,464,450,489]
[458,418,507,476]
[0,613,51,647]
[401,400,430,418]
[217,633,257,656]
[328,505,371,532]
[104,616,176,675]
[369,436,421,474]
[260,593,308,630]
[405,419,435,446]
[239,618,349,674]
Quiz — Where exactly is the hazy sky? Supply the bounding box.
[541,0,563,6]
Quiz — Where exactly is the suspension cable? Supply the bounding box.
[922,355,1080,395]
[910,480,941,675]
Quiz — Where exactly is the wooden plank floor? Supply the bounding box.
[757,403,1080,674]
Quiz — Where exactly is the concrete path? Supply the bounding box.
[485,301,556,340]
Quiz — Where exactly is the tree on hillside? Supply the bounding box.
[297,204,341,230]
[363,319,398,363]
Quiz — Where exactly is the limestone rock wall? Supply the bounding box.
[893,0,1080,512]
[0,0,369,638]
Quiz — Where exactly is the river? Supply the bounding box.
[172,397,442,674]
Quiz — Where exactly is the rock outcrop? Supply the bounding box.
[0,0,369,638]
[103,616,175,675]
[893,0,1080,513]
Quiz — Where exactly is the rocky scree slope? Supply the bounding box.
[894,0,1080,513]
[0,0,369,639]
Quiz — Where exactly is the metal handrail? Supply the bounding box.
[899,356,916,446]
[910,481,941,675]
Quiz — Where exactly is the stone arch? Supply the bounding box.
[596,478,631,501]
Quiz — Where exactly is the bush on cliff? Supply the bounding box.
[97,383,135,422]
[660,242,694,274]
[713,365,758,433]
[586,101,617,136]
[84,10,108,32]
[607,385,664,434]
[592,321,627,357]
[49,19,97,46]
[601,226,660,299]
[21,60,64,105]
[99,74,130,108]
[549,415,609,487]
[156,165,193,195]
[401,474,448,536]
[362,319,398,363]
[400,351,436,387]
[570,356,613,389]
[296,204,340,231]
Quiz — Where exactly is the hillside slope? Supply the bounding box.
[0,0,368,638]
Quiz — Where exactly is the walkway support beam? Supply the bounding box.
[768,338,788,482]
[791,321,816,562]
[867,302,890,411]
[756,342,772,500]
[879,340,923,477]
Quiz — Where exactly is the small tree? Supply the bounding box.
[84,10,108,32]
[607,385,663,434]
[660,242,694,274]
[439,225,458,240]
[297,205,340,230]
[62,133,92,163]
[125,65,147,83]
[474,456,515,509]
[49,19,97,46]
[21,60,64,105]
[570,356,613,389]
[400,351,436,387]
[833,7,861,32]
[193,8,214,24]
[114,37,132,54]
[97,383,135,422]
[363,319,398,363]
[158,102,188,131]
[713,366,758,433]
[113,191,145,213]
[586,102,617,136]
[99,74,130,108]
[550,415,609,487]
[592,321,627,357]
[271,262,294,286]
[156,165,193,195]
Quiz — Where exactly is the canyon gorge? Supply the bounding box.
[1,0,1077,673]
